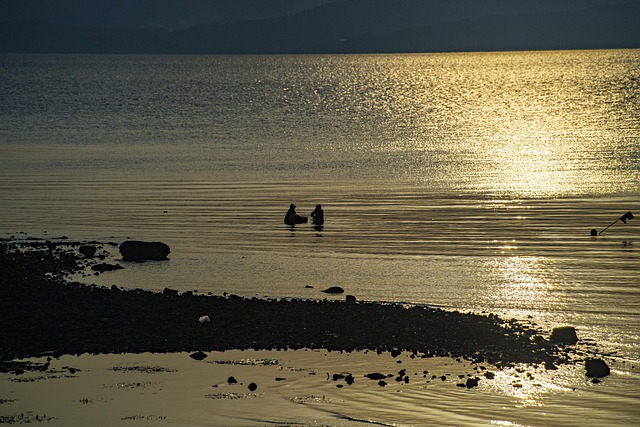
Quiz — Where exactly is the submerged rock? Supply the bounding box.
[321,286,344,294]
[585,358,610,378]
[119,240,170,261]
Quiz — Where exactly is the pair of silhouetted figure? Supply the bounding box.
[284,203,324,226]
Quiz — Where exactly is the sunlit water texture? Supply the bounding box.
[1,50,639,425]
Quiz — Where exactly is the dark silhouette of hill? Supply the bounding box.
[1,0,340,29]
[1,0,638,53]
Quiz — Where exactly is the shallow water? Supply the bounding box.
[1,350,638,427]
[1,50,639,424]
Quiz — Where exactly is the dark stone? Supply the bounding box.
[332,373,345,381]
[390,348,401,358]
[466,377,479,388]
[91,263,123,272]
[550,326,579,344]
[365,372,387,380]
[345,374,354,385]
[119,240,170,261]
[189,351,207,361]
[163,287,179,296]
[378,380,387,387]
[227,376,238,384]
[79,245,97,258]
[484,371,495,380]
[345,295,356,303]
[248,382,257,391]
[585,358,610,378]
[321,286,344,294]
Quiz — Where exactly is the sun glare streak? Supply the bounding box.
[489,256,565,316]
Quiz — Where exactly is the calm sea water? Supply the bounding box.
[1,51,639,425]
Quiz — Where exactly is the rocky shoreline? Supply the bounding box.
[1,238,566,369]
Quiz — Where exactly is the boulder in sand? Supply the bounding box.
[119,240,170,261]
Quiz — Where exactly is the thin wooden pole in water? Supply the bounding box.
[599,211,634,235]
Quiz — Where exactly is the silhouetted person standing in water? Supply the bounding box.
[310,204,324,226]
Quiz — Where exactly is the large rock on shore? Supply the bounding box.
[119,241,170,261]
[585,358,610,378]
[550,326,578,345]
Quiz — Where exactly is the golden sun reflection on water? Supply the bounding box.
[484,364,581,409]
[491,256,562,313]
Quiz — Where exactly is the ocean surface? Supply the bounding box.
[1,50,639,426]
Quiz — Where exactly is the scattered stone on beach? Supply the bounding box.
[227,376,238,384]
[189,351,208,361]
[119,240,170,262]
[163,287,179,296]
[466,377,479,389]
[345,295,356,303]
[321,286,344,294]
[378,380,387,387]
[248,382,257,391]
[585,358,610,378]
[484,371,495,380]
[79,245,97,258]
[550,326,579,345]
[199,315,211,324]
[365,373,387,380]
[332,373,345,381]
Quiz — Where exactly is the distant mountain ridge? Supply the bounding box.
[0,0,340,29]
[1,0,639,53]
